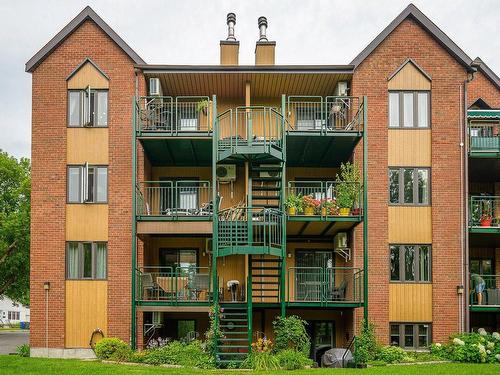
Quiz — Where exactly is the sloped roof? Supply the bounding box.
[350,4,473,71]
[472,57,500,90]
[25,6,145,72]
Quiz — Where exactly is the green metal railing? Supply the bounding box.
[469,196,500,227]
[470,274,500,306]
[136,180,212,219]
[136,96,211,135]
[286,267,363,304]
[469,122,500,154]
[286,181,363,217]
[216,106,284,155]
[136,266,211,303]
[217,207,283,253]
[286,96,364,134]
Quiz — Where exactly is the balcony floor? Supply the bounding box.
[287,219,361,237]
[141,138,212,166]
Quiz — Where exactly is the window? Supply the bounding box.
[66,242,107,279]
[67,165,107,203]
[390,245,431,282]
[8,311,20,321]
[388,91,430,128]
[390,323,431,349]
[68,88,108,127]
[389,168,430,205]
[159,249,197,270]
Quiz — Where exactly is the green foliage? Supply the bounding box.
[375,345,407,364]
[275,349,313,370]
[284,193,304,212]
[430,331,500,363]
[196,100,209,113]
[143,340,213,368]
[355,320,379,364]
[272,315,310,356]
[94,338,131,361]
[335,162,361,209]
[16,344,30,357]
[243,351,280,370]
[205,304,223,366]
[0,151,30,305]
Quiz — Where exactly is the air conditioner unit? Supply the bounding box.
[334,232,348,249]
[335,81,348,96]
[149,77,162,96]
[216,165,236,181]
[260,165,281,178]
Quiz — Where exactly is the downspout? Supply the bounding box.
[131,68,139,349]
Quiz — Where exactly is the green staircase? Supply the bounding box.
[250,163,282,210]
[217,305,249,365]
[250,255,282,303]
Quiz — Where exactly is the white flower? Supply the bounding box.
[453,338,465,346]
[495,353,500,361]
[487,341,494,349]
[477,344,486,353]
[487,350,491,354]
[492,332,500,340]
[478,328,487,336]
[435,343,442,347]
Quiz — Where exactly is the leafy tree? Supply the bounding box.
[0,150,30,305]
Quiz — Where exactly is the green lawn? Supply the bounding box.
[0,356,498,374]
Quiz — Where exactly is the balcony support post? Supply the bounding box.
[362,96,369,324]
[131,96,138,349]
[280,94,287,317]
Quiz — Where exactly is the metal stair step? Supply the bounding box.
[253,177,281,182]
[252,281,279,284]
[252,186,281,191]
[220,338,249,342]
[217,352,248,356]
[220,325,248,328]
[218,345,249,349]
[251,195,280,200]
[252,266,281,270]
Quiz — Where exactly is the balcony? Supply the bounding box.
[469,196,500,233]
[136,180,213,221]
[468,110,500,158]
[216,107,284,162]
[136,266,211,306]
[286,267,364,307]
[285,96,364,167]
[217,207,283,257]
[470,274,500,311]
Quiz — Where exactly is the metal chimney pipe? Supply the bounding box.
[258,16,268,41]
[226,13,236,41]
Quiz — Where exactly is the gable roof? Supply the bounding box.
[387,58,432,81]
[25,6,145,72]
[66,57,109,81]
[350,4,473,71]
[472,57,500,90]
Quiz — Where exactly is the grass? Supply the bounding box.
[0,356,499,375]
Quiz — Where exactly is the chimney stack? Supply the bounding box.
[255,16,275,65]
[220,13,239,65]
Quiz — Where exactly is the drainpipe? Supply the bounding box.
[43,282,50,355]
[463,66,477,333]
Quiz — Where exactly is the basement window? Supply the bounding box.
[66,242,107,280]
[390,323,431,349]
[68,88,108,127]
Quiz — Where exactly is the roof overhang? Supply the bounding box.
[468,109,500,120]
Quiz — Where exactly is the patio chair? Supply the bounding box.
[329,279,347,301]
[189,274,210,301]
[141,273,159,300]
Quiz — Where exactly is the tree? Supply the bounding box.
[0,150,30,305]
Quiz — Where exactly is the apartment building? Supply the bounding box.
[26,4,499,362]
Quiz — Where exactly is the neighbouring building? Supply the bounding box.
[0,296,30,325]
[25,4,499,362]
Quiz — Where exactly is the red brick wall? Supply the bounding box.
[30,20,137,347]
[467,71,500,108]
[351,17,467,344]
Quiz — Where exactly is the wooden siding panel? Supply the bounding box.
[65,280,107,348]
[388,206,432,243]
[67,62,109,89]
[388,129,431,166]
[388,62,431,90]
[67,128,108,164]
[389,283,432,321]
[66,204,108,241]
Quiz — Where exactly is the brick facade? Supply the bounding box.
[352,18,468,344]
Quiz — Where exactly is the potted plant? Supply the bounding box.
[302,195,320,216]
[197,100,209,115]
[480,214,493,227]
[335,162,361,216]
[320,198,337,216]
[285,193,303,216]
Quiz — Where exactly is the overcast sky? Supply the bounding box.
[0,0,498,159]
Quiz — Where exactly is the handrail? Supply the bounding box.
[469,273,500,306]
[469,195,500,226]
[468,121,500,153]
[342,335,356,368]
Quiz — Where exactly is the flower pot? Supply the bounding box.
[321,207,327,216]
[480,218,492,227]
[304,207,315,216]
[288,207,296,216]
[339,207,351,216]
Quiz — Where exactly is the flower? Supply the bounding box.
[453,338,465,346]
[487,350,491,355]
[435,343,442,347]
[478,328,488,336]
[487,341,494,349]
[477,344,486,353]
[492,332,500,340]
[495,353,500,361]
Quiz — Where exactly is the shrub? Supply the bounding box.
[243,351,280,370]
[94,338,131,361]
[430,331,500,363]
[276,349,313,370]
[16,344,29,357]
[273,315,310,356]
[143,340,213,368]
[354,320,379,364]
[252,337,273,353]
[375,345,406,364]
[205,304,223,366]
